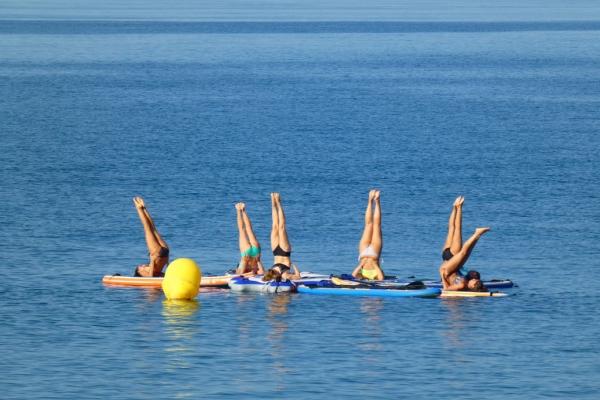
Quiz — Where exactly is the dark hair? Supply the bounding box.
[465,270,481,281]
[263,269,282,282]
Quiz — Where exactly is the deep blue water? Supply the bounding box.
[1,1,600,398]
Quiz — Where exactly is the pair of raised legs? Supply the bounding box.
[439,196,490,290]
[358,190,382,257]
[235,202,264,275]
[270,193,291,261]
[264,193,300,281]
[442,196,465,258]
[133,197,169,277]
[352,190,384,280]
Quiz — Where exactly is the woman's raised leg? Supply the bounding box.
[241,206,260,249]
[450,196,464,255]
[440,227,490,281]
[137,197,168,249]
[270,193,279,251]
[359,190,375,253]
[443,199,458,251]
[371,191,382,255]
[133,197,163,255]
[275,193,291,252]
[236,203,250,253]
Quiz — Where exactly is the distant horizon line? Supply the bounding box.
[2,19,600,34]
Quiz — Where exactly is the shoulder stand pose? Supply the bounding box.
[352,190,384,280]
[235,202,265,275]
[263,193,301,282]
[439,196,490,291]
[133,197,170,277]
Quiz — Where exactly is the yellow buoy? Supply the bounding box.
[161,258,202,300]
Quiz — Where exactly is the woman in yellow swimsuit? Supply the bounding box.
[235,202,265,275]
[133,197,170,277]
[352,190,384,281]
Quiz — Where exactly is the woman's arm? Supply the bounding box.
[285,264,301,280]
[375,266,384,281]
[256,260,265,275]
[235,259,246,275]
[351,260,364,278]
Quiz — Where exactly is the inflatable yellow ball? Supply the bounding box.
[161,258,202,300]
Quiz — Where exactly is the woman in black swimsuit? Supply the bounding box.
[439,196,490,291]
[263,193,301,281]
[133,197,170,277]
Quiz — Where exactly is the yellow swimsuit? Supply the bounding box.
[361,268,379,280]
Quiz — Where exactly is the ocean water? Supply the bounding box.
[1,1,600,398]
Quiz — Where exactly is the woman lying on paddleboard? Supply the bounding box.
[235,202,265,275]
[133,197,170,277]
[263,193,301,282]
[439,196,489,291]
[351,190,384,280]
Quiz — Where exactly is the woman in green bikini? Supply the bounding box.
[235,202,265,275]
[352,190,384,281]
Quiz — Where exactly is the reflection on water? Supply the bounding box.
[440,299,467,349]
[161,299,200,398]
[266,295,292,390]
[143,288,163,303]
[268,295,291,317]
[162,299,201,358]
[234,294,255,346]
[162,299,200,323]
[267,295,291,341]
[358,298,383,352]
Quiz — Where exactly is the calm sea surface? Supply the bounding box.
[1,1,600,398]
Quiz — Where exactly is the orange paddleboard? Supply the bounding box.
[102,274,246,288]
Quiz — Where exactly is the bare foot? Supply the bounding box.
[475,227,490,236]
[240,202,246,211]
[373,190,380,200]
[453,196,461,207]
[235,202,243,211]
[133,197,144,209]
[457,196,465,206]
[368,190,376,201]
[274,193,280,203]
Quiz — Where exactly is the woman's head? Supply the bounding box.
[465,270,481,281]
[465,270,486,291]
[263,269,282,282]
[243,255,259,267]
